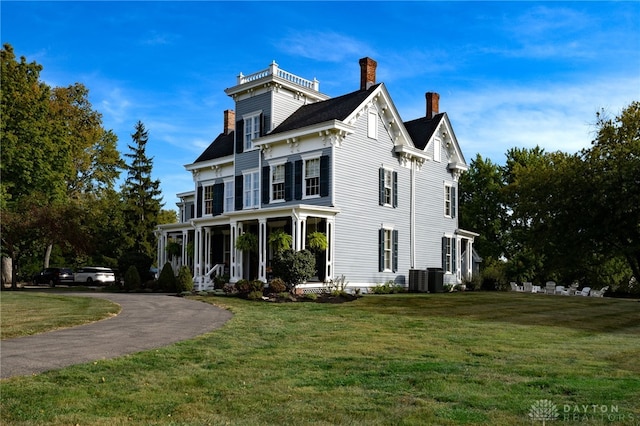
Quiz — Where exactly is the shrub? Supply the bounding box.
[304,292,318,301]
[157,262,177,292]
[271,249,316,289]
[123,265,141,291]
[176,265,194,292]
[371,280,404,294]
[247,290,263,301]
[235,279,251,294]
[214,274,229,289]
[250,280,265,293]
[269,277,287,293]
[118,252,153,282]
[222,283,238,295]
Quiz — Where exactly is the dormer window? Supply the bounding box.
[243,112,261,150]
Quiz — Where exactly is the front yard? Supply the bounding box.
[1,292,639,425]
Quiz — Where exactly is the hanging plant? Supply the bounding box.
[268,229,292,254]
[235,232,258,253]
[165,239,182,260]
[307,231,327,252]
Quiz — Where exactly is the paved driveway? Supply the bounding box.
[0,293,232,379]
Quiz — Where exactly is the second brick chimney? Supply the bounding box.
[359,57,377,90]
[224,110,235,135]
[426,92,440,119]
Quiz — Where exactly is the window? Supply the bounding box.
[243,171,260,208]
[434,138,441,162]
[444,184,456,218]
[304,158,320,197]
[244,114,261,150]
[383,169,393,205]
[379,228,398,272]
[442,236,457,274]
[204,185,214,215]
[383,229,392,271]
[224,180,234,212]
[368,110,377,139]
[379,168,398,207]
[271,164,285,202]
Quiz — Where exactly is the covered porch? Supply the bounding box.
[158,205,340,291]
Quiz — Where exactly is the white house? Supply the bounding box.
[156,58,478,291]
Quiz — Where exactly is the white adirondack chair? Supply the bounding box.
[576,287,591,296]
[510,282,524,292]
[545,281,556,294]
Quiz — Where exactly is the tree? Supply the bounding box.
[583,102,640,281]
[121,121,163,259]
[1,44,125,283]
[1,44,60,204]
[458,154,507,262]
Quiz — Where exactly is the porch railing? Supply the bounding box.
[195,263,226,291]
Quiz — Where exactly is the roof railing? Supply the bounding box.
[237,61,319,91]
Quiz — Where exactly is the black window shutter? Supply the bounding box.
[379,168,384,206]
[452,186,456,218]
[378,229,385,272]
[294,160,303,200]
[393,171,398,208]
[263,113,270,134]
[235,175,243,211]
[392,230,399,272]
[262,166,270,204]
[213,183,224,215]
[285,162,293,201]
[442,237,447,270]
[452,238,457,275]
[236,120,244,154]
[196,185,203,218]
[259,113,264,136]
[320,155,330,197]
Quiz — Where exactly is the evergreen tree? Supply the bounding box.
[121,121,163,258]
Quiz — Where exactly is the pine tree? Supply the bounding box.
[121,121,163,258]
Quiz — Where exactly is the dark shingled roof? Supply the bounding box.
[403,113,445,150]
[270,84,381,135]
[194,131,235,163]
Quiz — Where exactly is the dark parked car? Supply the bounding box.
[32,267,74,287]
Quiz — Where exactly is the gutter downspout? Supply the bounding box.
[410,159,416,269]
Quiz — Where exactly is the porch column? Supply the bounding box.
[204,227,212,285]
[194,226,203,289]
[292,212,306,251]
[325,217,335,282]
[204,227,211,276]
[258,218,267,282]
[230,221,242,283]
[157,231,165,269]
[181,230,188,271]
[466,240,474,281]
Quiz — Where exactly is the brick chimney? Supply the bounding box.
[224,110,235,135]
[359,57,377,90]
[426,92,440,119]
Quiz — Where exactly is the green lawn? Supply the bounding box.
[1,292,638,425]
[0,292,120,339]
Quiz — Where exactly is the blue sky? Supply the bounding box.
[2,1,639,211]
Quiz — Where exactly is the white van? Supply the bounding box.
[74,267,115,285]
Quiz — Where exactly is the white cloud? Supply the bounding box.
[426,75,640,163]
[275,30,373,62]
